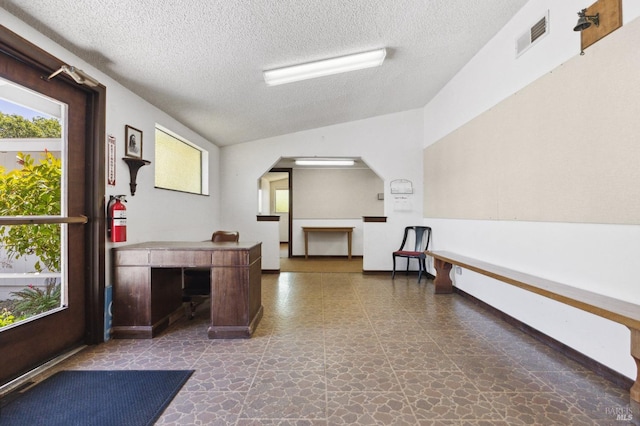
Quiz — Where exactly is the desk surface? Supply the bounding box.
[301,227,354,232]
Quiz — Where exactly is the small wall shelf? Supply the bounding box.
[122,157,151,196]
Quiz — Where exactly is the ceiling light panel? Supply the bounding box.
[264,48,386,86]
[295,159,355,166]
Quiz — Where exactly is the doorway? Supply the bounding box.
[259,157,384,267]
[261,168,292,258]
[0,27,105,385]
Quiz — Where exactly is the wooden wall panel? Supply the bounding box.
[581,0,622,51]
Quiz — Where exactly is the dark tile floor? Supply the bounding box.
[49,272,638,425]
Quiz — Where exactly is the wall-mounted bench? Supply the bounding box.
[425,250,640,404]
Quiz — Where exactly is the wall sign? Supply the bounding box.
[390,179,413,194]
[107,134,116,186]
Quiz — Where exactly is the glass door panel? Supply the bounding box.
[0,79,67,329]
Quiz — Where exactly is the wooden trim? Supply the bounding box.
[0,25,60,75]
[581,0,622,51]
[0,215,88,225]
[631,329,640,402]
[363,270,434,278]
[86,83,106,344]
[363,216,387,222]
[270,167,292,258]
[362,270,388,275]
[426,250,640,330]
[0,24,107,345]
[256,215,280,222]
[454,287,634,391]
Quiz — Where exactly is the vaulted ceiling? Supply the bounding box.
[0,0,528,146]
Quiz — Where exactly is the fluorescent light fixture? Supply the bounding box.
[295,159,355,166]
[264,48,386,86]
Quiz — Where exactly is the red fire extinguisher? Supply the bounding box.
[107,195,127,242]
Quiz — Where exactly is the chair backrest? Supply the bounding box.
[211,230,240,242]
[398,226,431,252]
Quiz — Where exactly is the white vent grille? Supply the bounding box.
[516,11,549,57]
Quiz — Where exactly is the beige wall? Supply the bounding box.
[293,168,383,219]
[424,17,640,225]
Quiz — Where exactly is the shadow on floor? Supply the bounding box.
[279,256,363,273]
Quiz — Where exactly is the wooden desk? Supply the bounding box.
[302,227,354,259]
[112,241,262,339]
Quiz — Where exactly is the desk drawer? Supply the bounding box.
[212,250,250,266]
[150,250,212,267]
[114,250,149,266]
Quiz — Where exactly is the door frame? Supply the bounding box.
[270,167,292,258]
[0,25,106,344]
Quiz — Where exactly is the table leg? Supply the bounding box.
[304,231,309,259]
[347,231,352,260]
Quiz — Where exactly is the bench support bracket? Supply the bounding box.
[631,328,640,403]
[433,259,453,294]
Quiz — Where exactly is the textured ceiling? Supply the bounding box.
[1,0,528,146]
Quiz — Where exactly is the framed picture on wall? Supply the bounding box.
[125,125,143,159]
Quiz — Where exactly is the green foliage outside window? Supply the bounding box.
[11,281,61,317]
[0,151,62,272]
[0,308,15,327]
[0,108,63,327]
[0,112,61,138]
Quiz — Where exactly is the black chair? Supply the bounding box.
[183,231,239,319]
[392,226,432,283]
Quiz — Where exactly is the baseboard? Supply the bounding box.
[363,270,436,280]
[287,255,363,259]
[453,287,634,391]
[261,269,280,274]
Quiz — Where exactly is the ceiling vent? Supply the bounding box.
[516,11,549,57]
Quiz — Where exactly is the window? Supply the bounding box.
[0,79,66,328]
[274,189,289,213]
[154,125,208,195]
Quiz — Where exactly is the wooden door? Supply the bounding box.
[0,26,105,385]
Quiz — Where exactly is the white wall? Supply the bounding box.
[1,10,222,290]
[220,109,425,270]
[422,0,640,379]
[424,0,640,148]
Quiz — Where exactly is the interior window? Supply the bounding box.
[154,125,208,195]
[274,189,289,213]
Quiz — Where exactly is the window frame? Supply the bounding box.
[274,188,289,213]
[154,124,209,195]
